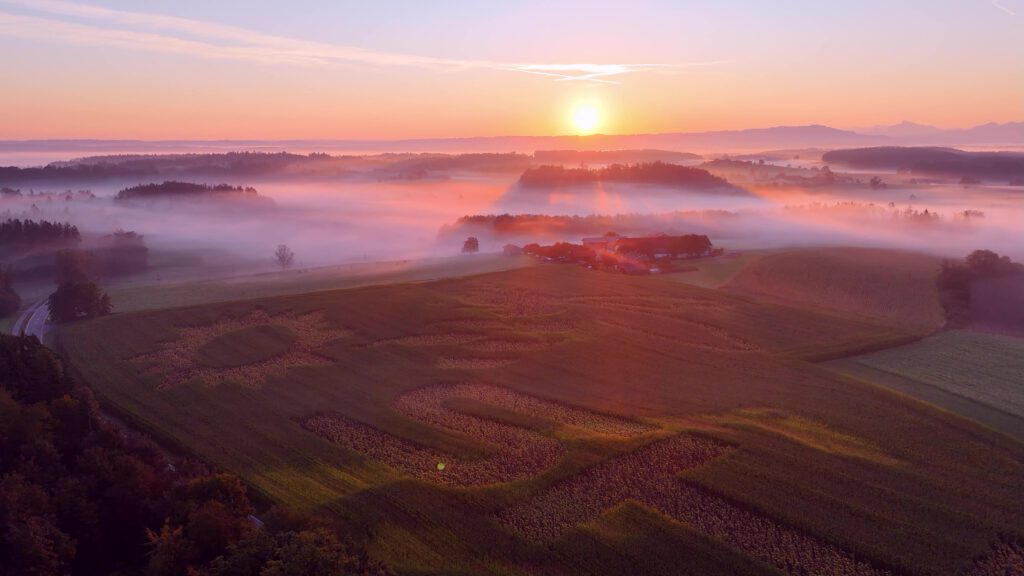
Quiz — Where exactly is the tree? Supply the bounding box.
[819,166,836,185]
[274,245,295,269]
[47,282,111,323]
[146,521,190,576]
[97,230,149,276]
[0,266,20,318]
[260,529,362,576]
[966,249,1004,275]
[462,237,479,254]
[54,249,94,284]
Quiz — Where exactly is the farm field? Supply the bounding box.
[659,250,771,289]
[56,265,1024,576]
[826,330,1024,441]
[105,253,532,313]
[725,247,946,332]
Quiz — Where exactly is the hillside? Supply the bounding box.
[519,162,743,192]
[56,264,1024,576]
[725,248,945,333]
[822,147,1024,182]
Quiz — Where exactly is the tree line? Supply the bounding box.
[447,212,729,239]
[937,249,1024,327]
[518,161,736,189]
[0,334,387,576]
[0,266,18,317]
[0,218,80,246]
[115,182,259,201]
[0,152,315,185]
[822,147,1024,183]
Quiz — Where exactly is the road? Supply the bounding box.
[12,297,50,341]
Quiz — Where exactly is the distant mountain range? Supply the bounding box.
[1,122,1021,160]
[860,121,1024,145]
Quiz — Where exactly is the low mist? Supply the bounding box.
[1,151,1022,291]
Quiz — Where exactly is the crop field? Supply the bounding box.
[826,330,1024,441]
[57,265,1024,576]
[725,247,946,332]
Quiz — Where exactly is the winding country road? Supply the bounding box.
[11,297,50,341]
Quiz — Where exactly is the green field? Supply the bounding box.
[659,251,770,289]
[725,247,946,332]
[56,265,1024,576]
[106,253,532,313]
[826,330,1024,441]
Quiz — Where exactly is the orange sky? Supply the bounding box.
[0,0,1021,139]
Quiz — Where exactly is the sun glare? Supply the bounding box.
[572,105,601,135]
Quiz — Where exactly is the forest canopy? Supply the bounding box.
[518,161,741,191]
[0,219,80,246]
[115,181,261,201]
[0,334,385,576]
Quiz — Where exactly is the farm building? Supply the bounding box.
[522,233,718,274]
[581,234,621,250]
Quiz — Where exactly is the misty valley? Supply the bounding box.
[2,4,1024,574]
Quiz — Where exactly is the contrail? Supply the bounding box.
[993,0,1016,16]
[0,0,717,83]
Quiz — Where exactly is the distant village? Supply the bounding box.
[502,233,722,274]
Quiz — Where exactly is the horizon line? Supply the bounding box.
[2,120,1022,145]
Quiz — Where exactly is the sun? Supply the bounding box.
[572,105,601,135]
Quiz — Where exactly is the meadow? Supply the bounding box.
[105,253,530,313]
[56,264,1024,576]
[826,330,1024,441]
[724,247,946,332]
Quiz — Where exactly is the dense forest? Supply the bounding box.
[115,181,260,201]
[0,152,318,185]
[0,219,80,247]
[822,147,1024,182]
[532,149,701,164]
[0,267,18,317]
[518,161,740,190]
[0,334,385,576]
[0,151,540,185]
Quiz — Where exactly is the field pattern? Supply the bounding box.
[306,383,652,486]
[134,309,351,388]
[965,542,1024,576]
[843,330,1024,418]
[309,382,888,575]
[57,265,1024,576]
[726,248,945,332]
[500,435,886,576]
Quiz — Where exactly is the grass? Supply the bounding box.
[724,247,946,332]
[710,408,898,466]
[56,265,1024,576]
[105,253,533,313]
[659,250,771,289]
[826,330,1024,441]
[193,324,297,368]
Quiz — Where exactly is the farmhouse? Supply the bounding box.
[503,243,523,256]
[581,234,620,250]
[522,233,719,274]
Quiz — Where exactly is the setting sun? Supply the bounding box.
[572,105,601,135]
[2,3,1022,576]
